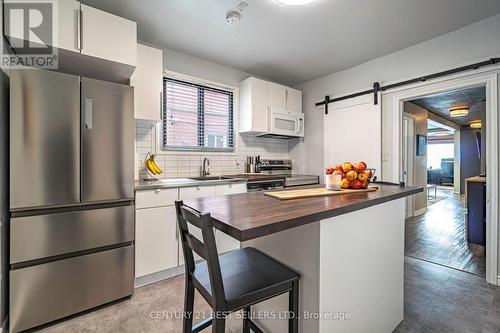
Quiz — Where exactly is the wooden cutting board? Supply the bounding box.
[264,186,378,200]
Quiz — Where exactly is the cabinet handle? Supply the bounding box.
[286,89,288,109]
[160,90,163,120]
[77,8,83,50]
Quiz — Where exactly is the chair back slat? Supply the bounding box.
[180,205,205,229]
[175,201,226,307]
[185,234,208,260]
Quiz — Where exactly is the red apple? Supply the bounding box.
[360,180,369,189]
[342,162,353,173]
[358,171,370,182]
[334,164,343,171]
[354,161,367,173]
[326,167,335,175]
[346,170,358,181]
[341,178,351,189]
[333,169,345,178]
[351,179,363,189]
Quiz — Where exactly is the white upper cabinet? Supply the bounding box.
[3,1,137,67]
[268,82,287,110]
[287,87,302,113]
[4,0,80,52]
[131,44,163,121]
[239,77,302,134]
[269,83,302,113]
[80,4,137,66]
[239,77,269,134]
[57,0,81,53]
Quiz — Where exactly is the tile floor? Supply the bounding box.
[35,256,500,333]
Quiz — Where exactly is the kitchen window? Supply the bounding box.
[162,78,234,151]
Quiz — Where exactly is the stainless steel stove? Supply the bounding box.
[238,159,319,191]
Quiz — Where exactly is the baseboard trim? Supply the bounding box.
[134,266,184,288]
[414,207,427,216]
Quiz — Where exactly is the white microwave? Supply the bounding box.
[259,108,304,138]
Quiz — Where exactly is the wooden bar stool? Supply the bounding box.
[175,201,300,333]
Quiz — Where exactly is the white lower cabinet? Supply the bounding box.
[135,206,178,278]
[135,182,247,279]
[178,186,216,264]
[214,183,246,254]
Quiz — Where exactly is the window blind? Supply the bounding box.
[162,78,234,151]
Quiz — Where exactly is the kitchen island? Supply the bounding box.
[182,184,421,333]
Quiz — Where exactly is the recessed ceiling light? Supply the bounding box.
[449,108,469,118]
[276,0,317,6]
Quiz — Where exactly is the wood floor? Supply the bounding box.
[405,186,486,276]
[35,257,500,333]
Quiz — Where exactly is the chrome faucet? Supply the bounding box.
[202,157,210,178]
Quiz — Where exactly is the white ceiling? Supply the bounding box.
[81,0,500,85]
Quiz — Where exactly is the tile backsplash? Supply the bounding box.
[135,120,293,180]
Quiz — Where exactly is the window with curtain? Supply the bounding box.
[162,78,234,151]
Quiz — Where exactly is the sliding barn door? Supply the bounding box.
[324,94,382,177]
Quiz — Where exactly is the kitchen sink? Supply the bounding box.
[189,176,234,181]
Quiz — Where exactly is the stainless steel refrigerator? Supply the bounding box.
[9,69,135,333]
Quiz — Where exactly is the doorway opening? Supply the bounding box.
[403,86,487,277]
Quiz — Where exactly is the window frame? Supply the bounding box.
[162,77,235,152]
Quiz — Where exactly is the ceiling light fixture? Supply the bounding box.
[225,2,247,26]
[276,0,317,6]
[470,121,482,129]
[449,108,469,118]
[225,11,241,25]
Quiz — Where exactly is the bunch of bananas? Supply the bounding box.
[145,154,163,175]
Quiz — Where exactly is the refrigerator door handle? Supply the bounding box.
[84,97,93,129]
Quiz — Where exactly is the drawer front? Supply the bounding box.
[10,246,134,333]
[179,186,216,200]
[215,183,247,196]
[11,206,134,264]
[136,188,178,209]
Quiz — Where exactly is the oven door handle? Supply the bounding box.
[248,179,285,184]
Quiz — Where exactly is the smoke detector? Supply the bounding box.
[225,1,247,25]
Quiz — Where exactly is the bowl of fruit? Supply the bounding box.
[325,161,375,190]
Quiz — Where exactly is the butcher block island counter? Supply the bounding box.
[182,184,422,333]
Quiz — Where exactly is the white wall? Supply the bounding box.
[292,14,500,179]
[162,47,251,87]
[404,103,428,212]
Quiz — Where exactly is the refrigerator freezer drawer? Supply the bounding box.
[10,205,134,264]
[10,245,134,333]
